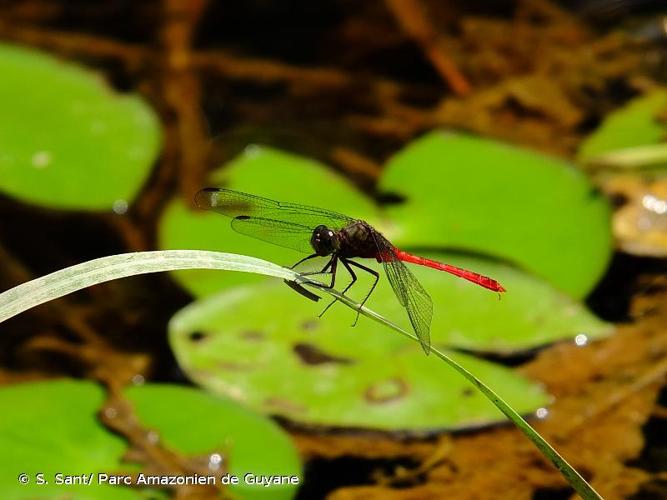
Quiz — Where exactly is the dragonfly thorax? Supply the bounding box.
[310,225,340,256]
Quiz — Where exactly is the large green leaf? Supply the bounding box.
[0,380,301,500]
[126,384,301,500]
[0,43,160,210]
[374,252,609,353]
[577,89,667,162]
[159,146,380,297]
[378,132,612,298]
[168,255,567,431]
[0,380,139,500]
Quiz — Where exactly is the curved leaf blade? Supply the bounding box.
[0,250,298,324]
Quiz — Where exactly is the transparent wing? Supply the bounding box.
[230,216,314,254]
[371,233,433,354]
[195,188,353,231]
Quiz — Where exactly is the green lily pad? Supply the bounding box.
[0,379,138,500]
[126,384,302,500]
[168,255,568,431]
[578,89,667,162]
[159,145,381,297]
[378,131,612,298]
[0,380,301,500]
[377,252,610,353]
[0,43,160,210]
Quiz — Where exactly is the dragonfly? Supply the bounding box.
[195,188,505,354]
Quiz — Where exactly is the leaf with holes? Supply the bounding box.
[166,252,597,431]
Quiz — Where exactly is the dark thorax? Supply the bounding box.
[337,221,378,259]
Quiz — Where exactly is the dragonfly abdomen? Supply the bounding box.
[393,249,506,293]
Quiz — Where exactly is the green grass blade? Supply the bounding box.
[0,250,602,499]
[312,283,603,500]
[584,143,667,170]
[0,250,299,324]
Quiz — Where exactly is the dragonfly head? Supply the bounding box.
[311,225,339,256]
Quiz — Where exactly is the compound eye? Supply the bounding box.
[311,225,335,256]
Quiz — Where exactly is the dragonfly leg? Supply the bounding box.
[318,258,357,318]
[323,257,338,288]
[346,260,379,326]
[285,255,329,304]
[299,255,335,281]
[284,280,321,302]
[290,253,319,270]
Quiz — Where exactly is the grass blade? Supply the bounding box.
[0,250,602,499]
[312,282,603,500]
[0,250,299,324]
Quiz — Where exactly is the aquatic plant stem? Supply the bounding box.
[0,250,602,499]
[316,282,603,500]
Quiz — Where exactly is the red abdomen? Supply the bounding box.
[392,249,506,293]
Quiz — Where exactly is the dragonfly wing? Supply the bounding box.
[196,188,353,231]
[371,234,433,354]
[231,216,314,254]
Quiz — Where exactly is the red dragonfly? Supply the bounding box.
[196,188,505,354]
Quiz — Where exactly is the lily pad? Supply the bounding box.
[378,252,610,353]
[0,43,160,210]
[0,379,138,500]
[0,380,301,500]
[126,384,302,500]
[578,89,667,162]
[378,131,612,298]
[168,254,572,431]
[159,145,381,297]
